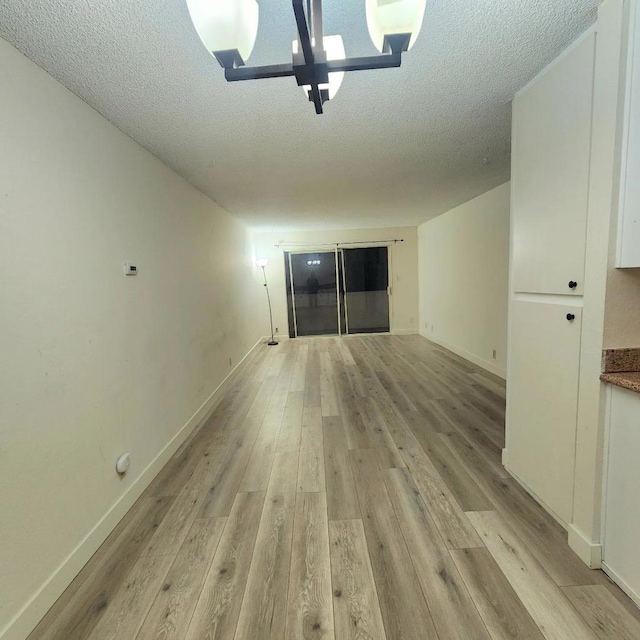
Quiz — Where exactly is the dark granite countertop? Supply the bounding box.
[600,371,640,394]
[601,348,640,394]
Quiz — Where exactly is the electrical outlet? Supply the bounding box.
[492,350,497,360]
[123,263,138,276]
[229,357,232,367]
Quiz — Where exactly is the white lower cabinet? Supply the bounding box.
[506,300,583,524]
[603,385,640,605]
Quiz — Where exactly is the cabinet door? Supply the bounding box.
[604,386,640,601]
[506,300,582,523]
[511,34,595,295]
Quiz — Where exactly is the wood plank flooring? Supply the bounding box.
[27,335,640,640]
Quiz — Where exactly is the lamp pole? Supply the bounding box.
[260,264,278,346]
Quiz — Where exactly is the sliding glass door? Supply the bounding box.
[341,246,390,334]
[285,246,390,337]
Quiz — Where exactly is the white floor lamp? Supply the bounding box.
[256,259,278,346]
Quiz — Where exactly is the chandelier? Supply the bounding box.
[186,0,427,114]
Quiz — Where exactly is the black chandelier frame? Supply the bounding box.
[212,0,412,114]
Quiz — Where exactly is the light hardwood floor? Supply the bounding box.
[27,335,640,640]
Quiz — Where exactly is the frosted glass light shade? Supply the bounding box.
[366,0,427,52]
[256,259,268,267]
[292,35,346,100]
[186,0,259,61]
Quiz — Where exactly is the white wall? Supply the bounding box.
[0,39,263,640]
[417,183,510,378]
[252,227,419,337]
[604,267,640,347]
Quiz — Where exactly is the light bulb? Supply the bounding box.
[186,0,259,62]
[366,0,427,53]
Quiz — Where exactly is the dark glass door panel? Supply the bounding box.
[343,247,390,334]
[289,251,339,336]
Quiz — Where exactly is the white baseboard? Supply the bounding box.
[502,457,569,531]
[1,337,264,640]
[419,331,506,379]
[602,562,640,608]
[268,334,289,342]
[503,458,603,571]
[568,525,602,569]
[392,329,417,336]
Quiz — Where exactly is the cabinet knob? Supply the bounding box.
[566,313,576,321]
[568,281,578,289]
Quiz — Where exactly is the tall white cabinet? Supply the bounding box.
[617,0,640,267]
[506,33,596,525]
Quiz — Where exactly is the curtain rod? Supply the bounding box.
[274,239,404,248]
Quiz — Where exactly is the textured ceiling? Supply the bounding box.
[0,0,599,230]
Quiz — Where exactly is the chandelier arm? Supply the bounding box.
[224,52,404,83]
[326,54,403,74]
[224,63,296,81]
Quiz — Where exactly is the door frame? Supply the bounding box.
[285,243,395,338]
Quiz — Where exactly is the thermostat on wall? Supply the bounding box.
[123,263,138,276]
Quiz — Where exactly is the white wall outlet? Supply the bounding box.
[116,453,131,475]
[123,263,138,276]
